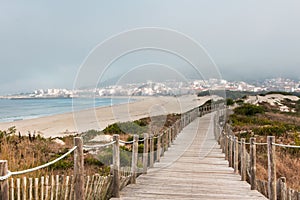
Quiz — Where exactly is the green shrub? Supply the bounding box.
[253,125,286,136]
[234,104,264,116]
[226,98,234,106]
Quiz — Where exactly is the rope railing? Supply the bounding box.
[217,110,300,200]
[83,141,116,150]
[272,143,300,148]
[119,140,134,145]
[254,142,268,146]
[138,138,146,142]
[0,146,77,181]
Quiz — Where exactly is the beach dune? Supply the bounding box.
[0,95,211,138]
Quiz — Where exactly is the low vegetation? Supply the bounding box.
[229,99,300,190]
[0,114,181,178]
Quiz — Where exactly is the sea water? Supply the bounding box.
[0,98,131,122]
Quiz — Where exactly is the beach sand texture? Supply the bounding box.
[0,95,211,138]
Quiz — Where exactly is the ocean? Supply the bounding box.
[0,98,131,123]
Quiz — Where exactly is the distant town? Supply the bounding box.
[1,77,300,99]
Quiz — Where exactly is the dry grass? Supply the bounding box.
[0,114,181,179]
[232,101,300,191]
[0,134,104,178]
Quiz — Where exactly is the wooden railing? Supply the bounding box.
[109,102,217,198]
[214,110,300,200]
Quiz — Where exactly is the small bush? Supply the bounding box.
[234,104,264,116]
[226,98,234,106]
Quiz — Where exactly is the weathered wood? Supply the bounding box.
[267,136,276,200]
[114,115,267,200]
[64,175,70,200]
[225,132,229,161]
[45,176,49,200]
[10,178,14,200]
[131,134,139,184]
[112,134,120,198]
[0,160,9,200]
[157,135,161,162]
[168,129,171,147]
[161,132,165,157]
[55,175,59,200]
[59,175,64,199]
[279,177,286,200]
[17,178,20,200]
[34,178,38,200]
[241,138,246,181]
[23,177,27,200]
[29,178,33,200]
[250,137,257,190]
[234,137,239,174]
[74,137,85,200]
[40,176,44,200]
[149,135,154,168]
[143,133,148,174]
[69,175,74,200]
[229,136,233,167]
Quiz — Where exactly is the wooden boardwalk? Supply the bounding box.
[112,113,267,200]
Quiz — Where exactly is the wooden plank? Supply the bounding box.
[40,176,44,200]
[44,176,49,200]
[34,178,38,200]
[64,176,70,200]
[74,137,84,200]
[268,136,276,200]
[29,178,33,200]
[16,178,20,200]
[10,178,14,200]
[22,177,27,200]
[0,160,9,200]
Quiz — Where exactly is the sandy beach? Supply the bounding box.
[0,95,211,138]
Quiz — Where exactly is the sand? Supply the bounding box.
[0,95,211,138]
[246,94,299,106]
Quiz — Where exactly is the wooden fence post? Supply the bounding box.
[112,134,120,198]
[229,136,233,167]
[0,160,9,200]
[74,137,84,200]
[170,127,174,144]
[161,132,165,157]
[131,134,139,184]
[221,131,225,153]
[241,138,246,181]
[225,132,229,161]
[250,137,257,190]
[234,137,239,174]
[268,136,276,200]
[143,133,148,174]
[149,135,154,168]
[157,135,161,162]
[168,129,171,148]
[279,177,286,200]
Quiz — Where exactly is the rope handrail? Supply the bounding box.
[0,146,77,181]
[119,140,134,145]
[254,142,268,145]
[272,143,300,148]
[83,141,116,149]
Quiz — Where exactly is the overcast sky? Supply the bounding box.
[1,1,300,94]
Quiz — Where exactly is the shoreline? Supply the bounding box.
[0,95,211,138]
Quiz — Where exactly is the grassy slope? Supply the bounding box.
[229,100,300,190]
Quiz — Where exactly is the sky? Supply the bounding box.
[1,1,300,95]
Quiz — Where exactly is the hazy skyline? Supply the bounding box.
[1,1,300,95]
